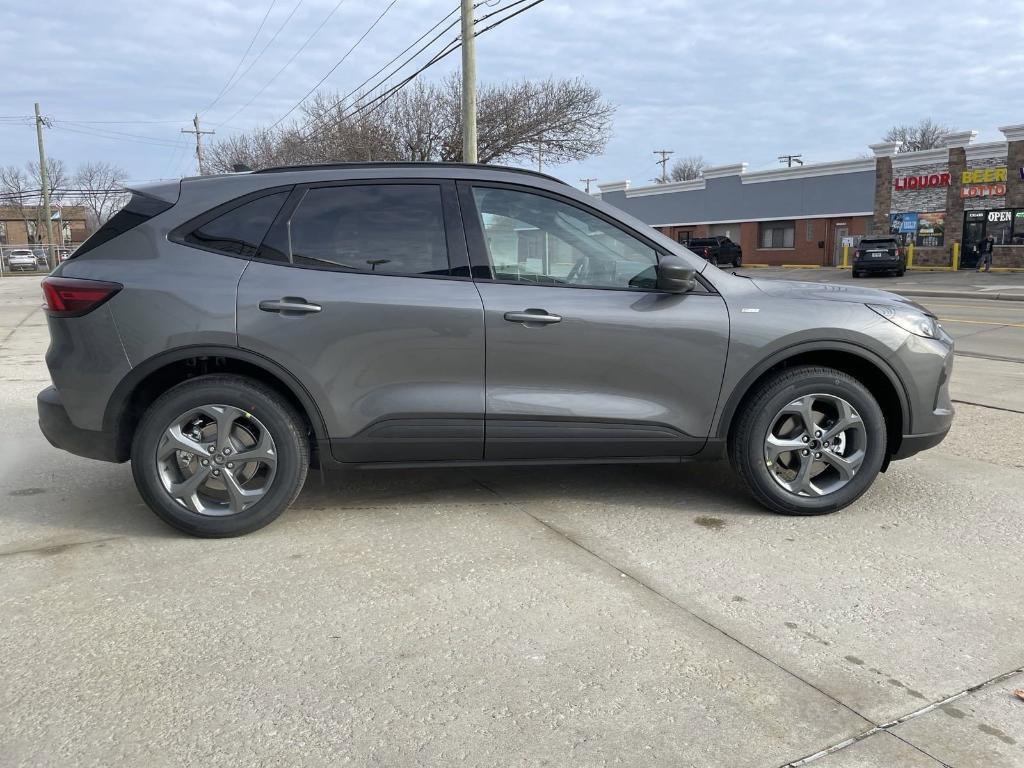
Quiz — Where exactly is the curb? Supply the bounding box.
[894,289,1024,302]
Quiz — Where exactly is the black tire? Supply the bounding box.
[728,366,887,516]
[733,254,742,268]
[131,374,309,537]
[709,255,719,267]
[851,269,861,278]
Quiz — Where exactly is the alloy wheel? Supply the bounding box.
[155,404,277,516]
[763,393,866,497]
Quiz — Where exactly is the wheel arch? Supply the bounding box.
[103,345,329,462]
[717,342,911,456]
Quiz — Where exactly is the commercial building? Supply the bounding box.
[597,124,1024,268]
[0,204,89,249]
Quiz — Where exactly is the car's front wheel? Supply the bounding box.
[131,374,309,537]
[729,366,887,515]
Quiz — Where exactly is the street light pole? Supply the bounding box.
[460,0,477,163]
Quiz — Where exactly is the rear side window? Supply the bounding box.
[185,191,289,257]
[281,184,450,275]
[72,193,173,258]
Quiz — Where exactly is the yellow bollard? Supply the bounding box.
[952,242,960,271]
[906,243,914,268]
[842,245,849,268]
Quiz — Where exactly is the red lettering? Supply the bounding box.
[908,176,918,190]
[928,174,940,187]
[996,183,1006,196]
[940,172,950,186]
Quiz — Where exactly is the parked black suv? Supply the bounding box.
[687,236,742,268]
[853,237,906,278]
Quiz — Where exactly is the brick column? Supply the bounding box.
[944,147,966,254]
[868,142,898,235]
[1000,124,1024,208]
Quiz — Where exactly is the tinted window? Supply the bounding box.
[74,193,173,258]
[187,191,289,257]
[285,184,449,275]
[472,187,658,289]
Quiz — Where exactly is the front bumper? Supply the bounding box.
[38,386,122,463]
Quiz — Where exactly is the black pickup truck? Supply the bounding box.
[686,236,742,267]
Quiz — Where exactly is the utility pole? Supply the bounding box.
[182,114,215,175]
[653,149,674,183]
[580,177,597,194]
[460,0,477,164]
[778,154,803,168]
[34,103,56,269]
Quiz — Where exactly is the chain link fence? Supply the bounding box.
[0,243,83,276]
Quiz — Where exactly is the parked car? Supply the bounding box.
[686,236,742,267]
[853,237,906,277]
[54,247,75,263]
[7,249,38,272]
[38,163,954,537]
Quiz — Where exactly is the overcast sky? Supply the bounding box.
[2,0,1022,190]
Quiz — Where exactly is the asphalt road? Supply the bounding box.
[1,275,1023,767]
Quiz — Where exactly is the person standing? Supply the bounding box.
[977,234,995,272]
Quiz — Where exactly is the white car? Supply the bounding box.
[7,249,37,272]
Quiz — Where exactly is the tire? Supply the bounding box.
[131,374,309,537]
[728,366,887,516]
[851,269,861,278]
[896,269,905,277]
[733,255,742,268]
[709,255,719,267]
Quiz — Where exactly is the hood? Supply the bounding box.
[750,277,931,312]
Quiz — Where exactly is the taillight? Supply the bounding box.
[41,276,122,317]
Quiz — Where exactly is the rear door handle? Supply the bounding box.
[503,309,562,325]
[259,298,322,315]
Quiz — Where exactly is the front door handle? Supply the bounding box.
[259,298,323,315]
[503,309,562,325]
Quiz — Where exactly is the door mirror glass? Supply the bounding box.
[656,255,696,293]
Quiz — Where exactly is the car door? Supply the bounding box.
[459,182,730,461]
[236,179,485,463]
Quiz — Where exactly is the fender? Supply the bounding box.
[102,344,329,441]
[713,339,912,439]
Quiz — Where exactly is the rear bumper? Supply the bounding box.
[893,425,950,459]
[38,386,122,463]
[854,259,902,272]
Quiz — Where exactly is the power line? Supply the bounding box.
[653,149,673,183]
[329,0,546,127]
[48,123,182,149]
[296,5,462,140]
[267,0,400,130]
[202,0,279,115]
[213,0,345,129]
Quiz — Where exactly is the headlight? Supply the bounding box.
[867,303,940,339]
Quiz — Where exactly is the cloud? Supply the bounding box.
[1,0,1021,186]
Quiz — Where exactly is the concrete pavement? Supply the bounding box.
[1,276,1023,767]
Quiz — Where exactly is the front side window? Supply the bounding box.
[472,187,658,289]
[284,184,449,275]
[759,221,794,249]
[186,191,289,257]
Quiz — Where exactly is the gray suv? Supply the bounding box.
[37,163,954,537]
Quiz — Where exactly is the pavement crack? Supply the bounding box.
[952,399,1024,415]
[511,504,876,739]
[0,304,42,351]
[781,665,1024,766]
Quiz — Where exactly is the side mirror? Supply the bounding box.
[656,254,696,294]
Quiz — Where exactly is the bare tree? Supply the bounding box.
[884,119,953,153]
[0,165,37,243]
[207,73,615,173]
[75,162,129,231]
[28,158,69,203]
[665,155,705,182]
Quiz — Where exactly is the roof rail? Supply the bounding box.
[252,161,569,186]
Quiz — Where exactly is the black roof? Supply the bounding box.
[252,161,569,186]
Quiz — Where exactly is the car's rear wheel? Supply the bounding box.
[131,374,309,537]
[729,366,886,515]
[733,254,742,268]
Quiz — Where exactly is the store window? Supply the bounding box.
[0,222,6,244]
[916,212,945,247]
[986,209,1014,245]
[1013,211,1024,244]
[806,220,814,242]
[759,221,794,248]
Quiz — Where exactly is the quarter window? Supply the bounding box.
[284,184,450,275]
[472,187,658,289]
[759,221,794,249]
[186,191,289,257]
